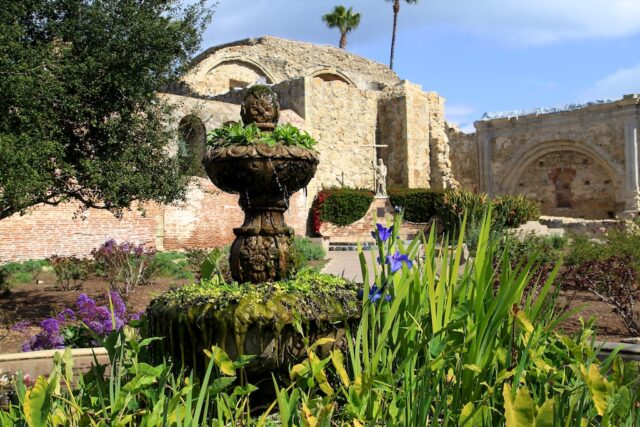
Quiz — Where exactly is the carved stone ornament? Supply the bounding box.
[240,85,280,130]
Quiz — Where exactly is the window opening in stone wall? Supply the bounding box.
[178,115,207,178]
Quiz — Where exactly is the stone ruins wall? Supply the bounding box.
[453,95,640,219]
[447,124,479,192]
[378,86,409,187]
[184,36,401,96]
[426,92,458,190]
[306,78,377,196]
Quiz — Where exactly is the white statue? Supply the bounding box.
[373,158,388,197]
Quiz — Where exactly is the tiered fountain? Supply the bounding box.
[145,86,359,374]
[204,86,318,283]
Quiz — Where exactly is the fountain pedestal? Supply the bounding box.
[203,86,318,283]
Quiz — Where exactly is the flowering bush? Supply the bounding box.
[92,239,157,297]
[15,291,139,352]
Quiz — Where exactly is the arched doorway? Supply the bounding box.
[506,149,619,219]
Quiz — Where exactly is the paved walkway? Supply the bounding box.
[322,250,377,284]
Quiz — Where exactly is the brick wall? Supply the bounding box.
[0,203,159,263]
[0,178,310,263]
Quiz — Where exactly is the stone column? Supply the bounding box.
[622,120,640,216]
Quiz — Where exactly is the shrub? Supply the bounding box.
[0,259,49,286]
[388,188,444,222]
[313,188,374,232]
[389,188,487,230]
[48,256,90,291]
[567,227,640,272]
[389,189,540,231]
[293,236,326,262]
[492,194,542,227]
[91,239,157,298]
[151,251,191,279]
[562,256,639,335]
[185,248,209,279]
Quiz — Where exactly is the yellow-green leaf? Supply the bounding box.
[23,376,51,427]
[503,383,535,427]
[463,364,482,373]
[581,364,611,416]
[330,350,350,387]
[534,398,556,427]
[205,345,235,376]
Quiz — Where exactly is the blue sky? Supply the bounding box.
[199,0,640,132]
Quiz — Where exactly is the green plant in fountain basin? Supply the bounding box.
[207,122,318,150]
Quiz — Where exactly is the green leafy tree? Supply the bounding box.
[0,0,212,220]
[386,0,418,69]
[322,5,361,49]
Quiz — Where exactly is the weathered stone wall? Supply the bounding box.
[378,86,409,187]
[0,203,159,263]
[184,36,401,96]
[306,78,377,196]
[427,93,458,190]
[447,124,479,192]
[514,151,618,218]
[470,95,640,219]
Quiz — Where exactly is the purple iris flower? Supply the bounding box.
[385,251,413,273]
[357,285,392,303]
[372,224,393,242]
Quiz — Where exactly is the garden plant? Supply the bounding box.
[0,212,638,425]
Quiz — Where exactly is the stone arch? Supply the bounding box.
[178,114,207,177]
[309,68,355,86]
[200,59,276,95]
[501,141,624,218]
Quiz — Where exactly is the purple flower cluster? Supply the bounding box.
[21,318,65,352]
[76,292,126,335]
[17,291,136,352]
[96,239,150,257]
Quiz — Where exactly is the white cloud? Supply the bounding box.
[580,64,640,100]
[201,0,640,49]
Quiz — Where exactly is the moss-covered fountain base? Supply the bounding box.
[145,271,360,374]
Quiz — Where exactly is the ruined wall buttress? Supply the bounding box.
[447,125,479,192]
[427,93,458,190]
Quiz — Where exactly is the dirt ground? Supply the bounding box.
[0,271,637,354]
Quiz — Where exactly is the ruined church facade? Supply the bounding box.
[0,37,457,262]
[449,95,640,219]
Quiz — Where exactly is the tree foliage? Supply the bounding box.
[322,5,361,49]
[0,0,212,220]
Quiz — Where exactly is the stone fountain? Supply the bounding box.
[203,86,319,283]
[145,87,359,376]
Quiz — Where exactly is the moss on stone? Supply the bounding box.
[145,270,360,373]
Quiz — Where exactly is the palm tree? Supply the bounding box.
[322,5,361,50]
[387,0,418,70]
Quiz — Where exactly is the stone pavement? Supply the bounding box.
[322,250,377,284]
